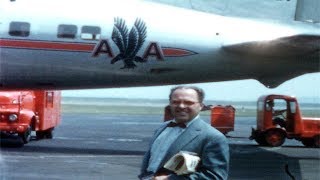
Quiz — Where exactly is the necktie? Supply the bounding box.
[167,121,186,128]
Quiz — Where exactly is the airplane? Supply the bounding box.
[0,0,319,90]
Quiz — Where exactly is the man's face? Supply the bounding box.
[169,88,203,123]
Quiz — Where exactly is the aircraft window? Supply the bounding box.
[81,26,101,40]
[9,22,30,37]
[58,24,77,39]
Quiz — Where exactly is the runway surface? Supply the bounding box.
[1,114,319,180]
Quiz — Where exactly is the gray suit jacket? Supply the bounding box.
[139,118,229,180]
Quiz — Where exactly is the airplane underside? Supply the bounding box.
[0,44,319,89]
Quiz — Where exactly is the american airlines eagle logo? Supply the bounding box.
[91,18,197,69]
[111,17,147,69]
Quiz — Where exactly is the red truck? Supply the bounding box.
[0,90,61,144]
[250,94,320,148]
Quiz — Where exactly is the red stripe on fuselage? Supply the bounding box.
[162,47,197,57]
[0,39,95,52]
[0,39,197,57]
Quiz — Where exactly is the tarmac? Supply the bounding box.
[1,113,319,180]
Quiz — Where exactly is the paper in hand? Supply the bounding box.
[164,151,200,175]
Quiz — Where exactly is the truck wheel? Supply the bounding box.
[37,128,54,139]
[265,129,285,147]
[314,135,320,148]
[301,138,314,147]
[36,131,45,140]
[19,126,31,144]
[255,134,268,146]
[45,128,54,139]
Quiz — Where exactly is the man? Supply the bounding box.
[139,86,229,180]
[267,100,287,128]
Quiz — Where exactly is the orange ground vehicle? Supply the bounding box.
[164,105,235,135]
[250,94,320,147]
[0,90,61,144]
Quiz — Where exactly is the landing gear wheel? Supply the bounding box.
[19,126,31,144]
[314,135,320,148]
[265,129,285,147]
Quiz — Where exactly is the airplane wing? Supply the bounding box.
[222,34,320,87]
[222,34,320,57]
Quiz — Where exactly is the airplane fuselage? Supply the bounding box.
[0,0,319,89]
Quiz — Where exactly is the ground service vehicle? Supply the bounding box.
[210,105,235,135]
[250,94,320,148]
[0,90,61,144]
[164,105,235,135]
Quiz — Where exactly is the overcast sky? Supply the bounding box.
[62,73,320,102]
